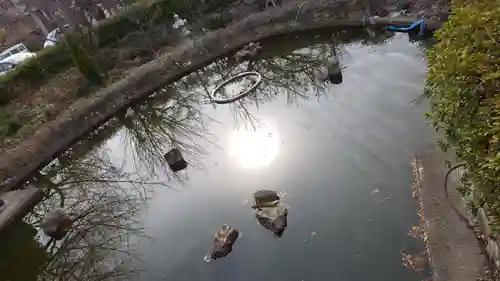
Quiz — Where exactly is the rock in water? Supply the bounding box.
[252,190,288,237]
[246,42,262,57]
[234,42,262,63]
[255,203,288,237]
[164,148,188,172]
[327,56,343,85]
[41,211,73,240]
[253,190,280,208]
[206,224,240,261]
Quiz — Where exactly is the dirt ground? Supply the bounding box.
[0,15,203,151]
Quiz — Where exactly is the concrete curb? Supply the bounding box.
[413,147,491,281]
[0,188,44,234]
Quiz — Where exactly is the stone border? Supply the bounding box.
[0,0,442,191]
[0,188,44,234]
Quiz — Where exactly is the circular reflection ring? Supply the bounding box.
[211,71,262,104]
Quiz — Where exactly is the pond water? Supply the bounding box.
[4,31,436,281]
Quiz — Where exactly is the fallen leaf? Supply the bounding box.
[379,196,392,204]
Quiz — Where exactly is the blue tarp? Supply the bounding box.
[386,19,425,35]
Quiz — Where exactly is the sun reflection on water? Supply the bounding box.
[227,122,280,170]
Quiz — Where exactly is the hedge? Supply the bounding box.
[425,0,500,229]
[0,0,230,106]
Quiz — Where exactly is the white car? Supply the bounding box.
[0,43,36,64]
[0,61,16,77]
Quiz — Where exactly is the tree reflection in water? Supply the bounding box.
[76,28,394,184]
[161,28,394,128]
[89,28,395,179]
[20,28,396,280]
[118,89,210,178]
[23,146,153,280]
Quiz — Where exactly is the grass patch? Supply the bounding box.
[207,13,229,30]
[0,113,22,137]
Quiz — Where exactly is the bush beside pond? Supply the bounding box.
[425,0,500,229]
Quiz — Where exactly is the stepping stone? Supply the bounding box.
[206,224,240,261]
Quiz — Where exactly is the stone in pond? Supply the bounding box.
[327,56,343,85]
[164,148,188,172]
[206,224,240,261]
[253,190,280,208]
[41,211,73,240]
[234,42,262,63]
[255,203,288,237]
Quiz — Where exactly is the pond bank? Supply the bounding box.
[0,188,43,234]
[414,147,493,281]
[0,0,443,191]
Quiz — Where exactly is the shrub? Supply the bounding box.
[0,113,22,137]
[207,13,228,30]
[63,34,104,86]
[425,0,500,228]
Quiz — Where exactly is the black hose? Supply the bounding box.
[444,163,470,227]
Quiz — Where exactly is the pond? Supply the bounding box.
[2,30,436,281]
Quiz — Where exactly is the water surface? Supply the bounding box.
[130,33,433,281]
[16,32,435,281]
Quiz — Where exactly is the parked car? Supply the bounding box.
[44,25,72,48]
[0,43,36,64]
[0,61,17,77]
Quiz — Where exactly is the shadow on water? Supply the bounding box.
[4,28,436,280]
